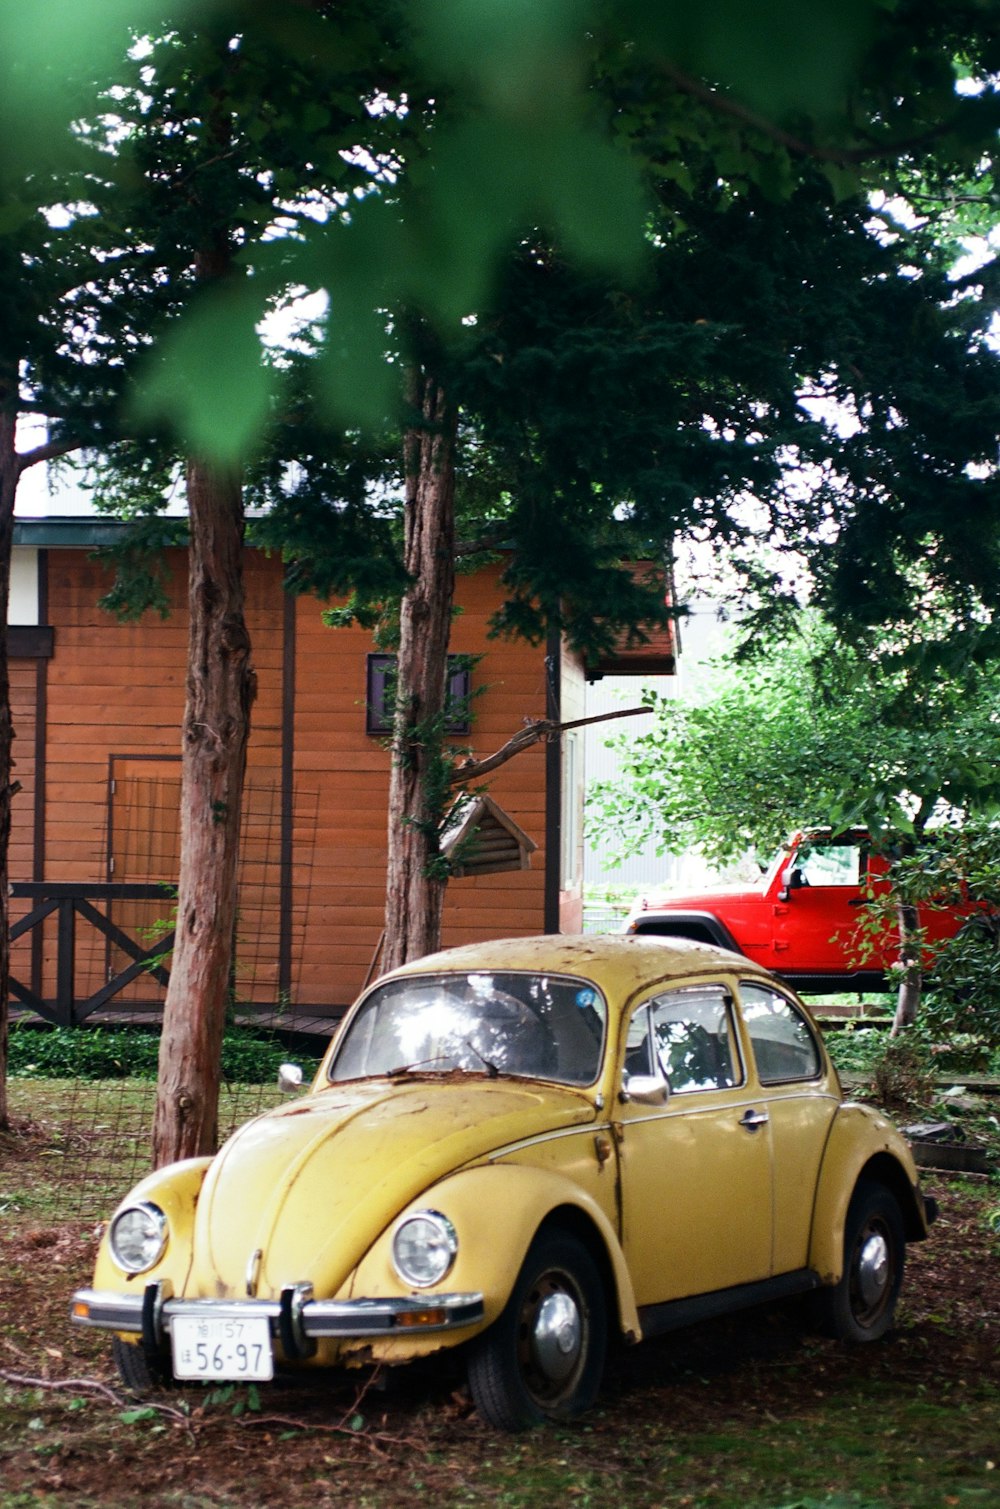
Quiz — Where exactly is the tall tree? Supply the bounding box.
[380,364,458,971]
[96,14,412,1164]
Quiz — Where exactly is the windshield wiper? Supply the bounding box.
[384,1043,503,1079]
[462,1039,501,1078]
[385,1054,456,1077]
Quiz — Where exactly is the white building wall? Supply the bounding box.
[583,598,734,903]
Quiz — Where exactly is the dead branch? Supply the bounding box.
[0,1366,191,1430]
[233,1411,430,1456]
[449,703,652,786]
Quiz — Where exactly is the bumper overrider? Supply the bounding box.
[71,1280,485,1359]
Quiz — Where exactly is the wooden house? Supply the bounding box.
[8,520,674,1023]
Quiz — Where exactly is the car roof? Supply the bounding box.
[378,933,773,1001]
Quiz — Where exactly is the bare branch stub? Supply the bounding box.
[449,704,652,786]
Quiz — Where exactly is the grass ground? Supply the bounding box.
[1,1081,997,1509]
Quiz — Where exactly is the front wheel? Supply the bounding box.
[112,1336,173,1394]
[467,1232,607,1431]
[817,1180,905,1343]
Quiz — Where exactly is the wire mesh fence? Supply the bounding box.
[4,1077,299,1224]
[5,776,325,1223]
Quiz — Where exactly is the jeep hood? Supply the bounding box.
[187,1078,595,1298]
[634,881,764,913]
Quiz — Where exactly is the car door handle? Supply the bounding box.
[739,1108,769,1132]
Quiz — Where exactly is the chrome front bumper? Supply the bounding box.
[71,1281,485,1357]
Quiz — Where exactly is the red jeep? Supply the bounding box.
[623,830,967,992]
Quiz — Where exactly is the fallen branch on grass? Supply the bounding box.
[0,1366,194,1434]
[232,1411,430,1455]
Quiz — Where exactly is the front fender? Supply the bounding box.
[809,1104,929,1284]
[91,1157,212,1297]
[342,1162,640,1362]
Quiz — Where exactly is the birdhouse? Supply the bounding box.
[441,794,537,877]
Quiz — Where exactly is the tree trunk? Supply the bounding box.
[381,368,458,974]
[0,398,18,1131]
[150,457,255,1166]
[891,899,922,1036]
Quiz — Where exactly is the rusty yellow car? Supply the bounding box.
[71,935,936,1430]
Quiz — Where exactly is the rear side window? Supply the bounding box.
[740,983,821,1083]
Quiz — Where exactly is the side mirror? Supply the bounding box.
[778,865,802,902]
[620,1072,669,1106]
[277,1062,304,1094]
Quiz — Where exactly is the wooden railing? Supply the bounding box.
[10,883,175,1027]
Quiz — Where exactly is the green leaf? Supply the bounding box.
[131,282,277,463]
[119,1407,158,1424]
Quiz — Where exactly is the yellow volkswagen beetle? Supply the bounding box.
[72,935,936,1430]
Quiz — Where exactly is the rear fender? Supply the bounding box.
[809,1104,931,1284]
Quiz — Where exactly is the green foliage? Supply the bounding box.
[6,0,1000,661]
[875,822,1000,1049]
[95,517,189,622]
[7,1024,319,1084]
[589,620,1000,869]
[203,1383,262,1418]
[6,1,1000,478]
[826,1019,1000,1082]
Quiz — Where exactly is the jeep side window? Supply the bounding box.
[740,983,822,1083]
[795,842,862,887]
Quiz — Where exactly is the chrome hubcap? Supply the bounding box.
[857,1230,890,1308]
[530,1290,583,1383]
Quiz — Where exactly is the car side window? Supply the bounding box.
[740,983,822,1083]
[645,985,742,1094]
[624,1004,654,1078]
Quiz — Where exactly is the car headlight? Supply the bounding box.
[109,1201,168,1273]
[391,1210,458,1288]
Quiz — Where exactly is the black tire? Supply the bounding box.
[817,1180,905,1343]
[467,1232,607,1431]
[112,1336,172,1394]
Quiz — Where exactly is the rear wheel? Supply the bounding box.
[467,1233,607,1431]
[818,1180,905,1343]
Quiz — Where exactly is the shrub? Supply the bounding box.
[8,1023,321,1084]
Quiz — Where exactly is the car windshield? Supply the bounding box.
[328,971,607,1086]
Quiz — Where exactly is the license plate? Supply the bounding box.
[171,1314,274,1381]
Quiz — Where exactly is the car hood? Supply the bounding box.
[188,1078,596,1298]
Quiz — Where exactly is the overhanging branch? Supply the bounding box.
[661,64,945,167]
[449,704,652,786]
[18,437,83,472]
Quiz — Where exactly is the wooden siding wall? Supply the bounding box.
[14,547,550,1013]
[9,661,38,883]
[291,566,549,1004]
[9,660,40,981]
